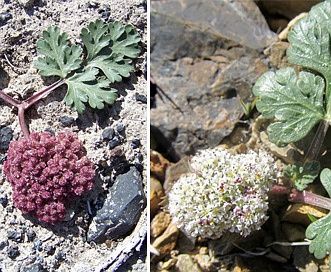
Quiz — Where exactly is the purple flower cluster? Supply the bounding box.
[3,131,95,224]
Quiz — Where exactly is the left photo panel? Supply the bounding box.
[0,0,147,271]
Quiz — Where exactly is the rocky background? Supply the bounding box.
[150,0,331,271]
[0,0,147,271]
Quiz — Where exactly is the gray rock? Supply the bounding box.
[0,12,11,26]
[135,92,147,104]
[20,263,44,272]
[7,245,20,259]
[59,116,75,127]
[0,126,12,151]
[102,127,115,141]
[109,135,122,149]
[151,0,277,158]
[87,167,146,242]
[7,230,23,243]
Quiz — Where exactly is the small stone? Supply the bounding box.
[102,127,115,141]
[151,211,171,238]
[87,167,146,242]
[175,254,201,272]
[0,193,8,207]
[0,12,11,25]
[282,203,328,226]
[152,222,179,259]
[150,150,172,182]
[0,126,12,151]
[45,245,55,255]
[157,258,176,270]
[59,116,75,127]
[55,251,66,261]
[135,93,147,104]
[7,245,20,259]
[0,154,6,163]
[0,239,8,250]
[34,239,42,251]
[44,128,55,136]
[7,230,23,242]
[109,135,121,149]
[194,254,215,271]
[26,231,36,242]
[116,123,125,133]
[134,161,143,172]
[199,247,209,255]
[150,177,164,217]
[282,222,306,242]
[6,205,13,213]
[131,137,141,149]
[21,263,44,272]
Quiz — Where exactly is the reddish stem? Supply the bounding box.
[269,184,331,210]
[289,189,331,210]
[0,91,20,108]
[0,79,66,138]
[24,79,65,109]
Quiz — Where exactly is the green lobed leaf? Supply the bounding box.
[283,161,320,191]
[80,19,110,61]
[107,22,141,59]
[252,67,325,146]
[306,168,331,260]
[287,0,331,84]
[86,54,134,83]
[81,20,140,83]
[34,26,82,78]
[65,69,117,113]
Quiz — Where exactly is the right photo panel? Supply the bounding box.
[150,0,331,271]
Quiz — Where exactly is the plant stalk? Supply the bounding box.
[24,79,65,109]
[289,189,331,210]
[269,185,331,210]
[304,119,329,162]
[0,79,66,138]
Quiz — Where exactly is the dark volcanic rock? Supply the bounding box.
[87,167,146,242]
[151,0,277,158]
[59,116,75,127]
[0,126,12,151]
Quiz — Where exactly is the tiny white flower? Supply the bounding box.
[168,147,279,239]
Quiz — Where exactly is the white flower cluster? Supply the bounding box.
[168,147,279,239]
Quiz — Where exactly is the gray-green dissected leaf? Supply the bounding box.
[86,54,134,83]
[35,26,82,78]
[306,168,331,261]
[81,20,141,83]
[287,1,331,84]
[252,67,325,146]
[283,161,320,191]
[108,22,141,59]
[80,19,110,61]
[65,69,117,113]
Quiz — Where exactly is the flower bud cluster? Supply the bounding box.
[3,131,95,224]
[168,147,279,238]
